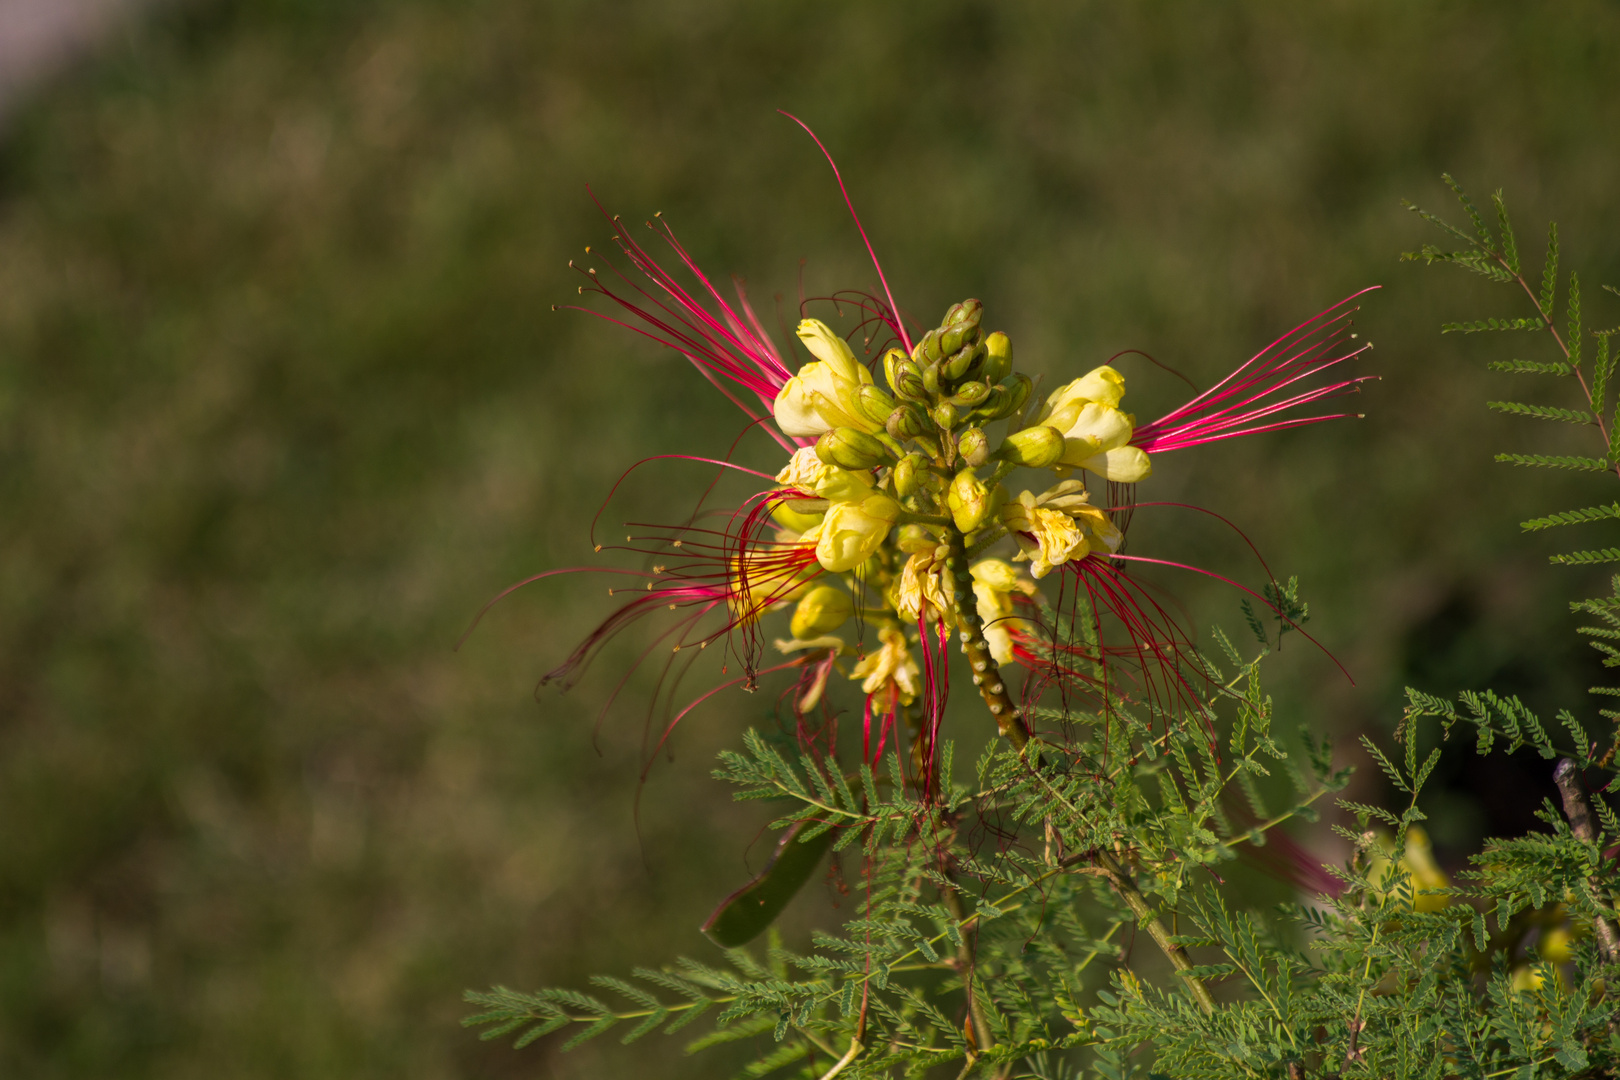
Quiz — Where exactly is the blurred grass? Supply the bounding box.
[2,0,1620,1075]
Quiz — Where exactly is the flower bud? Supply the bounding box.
[982,331,1012,384]
[932,401,959,430]
[885,403,930,441]
[943,341,984,382]
[892,359,927,401]
[816,427,889,470]
[896,523,936,553]
[947,469,992,533]
[958,426,991,467]
[921,359,943,396]
[945,298,983,330]
[939,300,983,355]
[809,494,900,572]
[1003,374,1033,422]
[892,451,927,496]
[951,379,990,407]
[882,348,910,392]
[790,584,853,639]
[854,384,897,427]
[914,328,943,364]
[997,425,1066,468]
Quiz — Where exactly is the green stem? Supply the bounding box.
[1089,849,1217,1015]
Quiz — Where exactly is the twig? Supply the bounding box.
[1552,758,1620,965]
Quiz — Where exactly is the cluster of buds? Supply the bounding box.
[766,299,1149,747]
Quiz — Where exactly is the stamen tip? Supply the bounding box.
[593,544,602,552]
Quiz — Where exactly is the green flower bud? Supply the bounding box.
[913,328,943,364]
[892,451,927,496]
[886,403,930,441]
[997,424,1066,468]
[1003,374,1034,423]
[815,426,889,470]
[891,360,927,401]
[947,468,992,533]
[951,380,991,407]
[943,341,984,382]
[958,426,991,467]
[932,401,960,431]
[921,358,943,396]
[790,584,853,639]
[854,384,897,427]
[882,348,909,392]
[945,298,983,329]
[982,331,1012,384]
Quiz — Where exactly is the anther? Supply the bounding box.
[672,540,682,547]
[652,565,666,574]
[668,604,676,611]
[584,246,591,253]
[672,645,680,653]
[699,641,707,649]
[593,544,602,553]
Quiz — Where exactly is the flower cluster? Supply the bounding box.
[512,171,1374,780]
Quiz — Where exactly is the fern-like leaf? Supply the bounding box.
[1488,359,1571,376]
[1487,401,1594,424]
[1443,317,1545,334]
[1495,453,1613,472]
[1521,504,1620,531]
[1493,190,1521,275]
[1540,220,1560,317]
[1550,549,1620,567]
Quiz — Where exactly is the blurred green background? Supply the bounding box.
[3,0,1620,1075]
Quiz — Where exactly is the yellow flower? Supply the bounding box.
[849,624,920,713]
[790,584,853,639]
[999,482,1122,578]
[772,319,879,437]
[1034,366,1153,483]
[971,559,1038,665]
[775,446,875,506]
[896,551,954,623]
[804,494,900,573]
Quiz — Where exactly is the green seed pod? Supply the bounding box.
[896,523,936,553]
[997,424,1066,468]
[892,452,927,497]
[885,403,929,441]
[951,380,991,407]
[982,331,1012,384]
[932,401,960,431]
[854,384,898,426]
[947,468,991,533]
[815,426,889,470]
[958,426,991,467]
